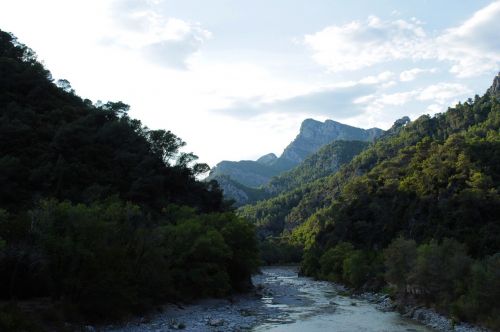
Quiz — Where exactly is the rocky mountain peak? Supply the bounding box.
[299,118,342,137]
[488,72,500,95]
[393,116,411,127]
[257,153,278,165]
[280,119,383,165]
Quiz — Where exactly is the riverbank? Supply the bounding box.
[102,266,448,332]
[354,292,490,332]
[101,292,278,332]
[102,267,304,331]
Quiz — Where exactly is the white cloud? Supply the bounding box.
[400,68,437,82]
[418,82,472,104]
[378,91,417,105]
[381,80,397,89]
[359,71,395,84]
[304,2,500,77]
[353,94,376,104]
[107,0,211,69]
[426,103,445,115]
[303,16,430,72]
[212,83,376,119]
[436,1,500,77]
[353,82,471,121]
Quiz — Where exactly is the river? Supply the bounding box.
[252,266,433,332]
[104,266,436,331]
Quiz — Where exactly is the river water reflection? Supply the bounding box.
[252,266,435,332]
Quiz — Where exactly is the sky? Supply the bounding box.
[1,0,499,167]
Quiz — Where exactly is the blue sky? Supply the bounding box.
[0,0,499,166]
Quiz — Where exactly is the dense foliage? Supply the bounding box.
[0,30,258,328]
[1,202,257,318]
[266,140,370,196]
[305,92,500,257]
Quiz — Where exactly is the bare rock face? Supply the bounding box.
[209,175,250,206]
[279,119,383,165]
[489,72,500,96]
[256,153,278,165]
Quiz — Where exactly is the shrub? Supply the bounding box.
[319,242,354,281]
[455,253,500,330]
[409,239,471,305]
[342,250,371,289]
[383,237,417,290]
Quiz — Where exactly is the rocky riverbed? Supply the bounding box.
[102,266,488,332]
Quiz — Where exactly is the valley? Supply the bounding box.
[0,20,499,332]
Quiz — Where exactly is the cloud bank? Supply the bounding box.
[303,2,500,77]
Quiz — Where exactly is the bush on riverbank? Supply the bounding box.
[259,237,303,265]
[302,237,500,330]
[308,242,384,289]
[455,253,500,329]
[385,238,499,330]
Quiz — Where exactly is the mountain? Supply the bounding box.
[278,119,383,166]
[209,174,268,206]
[243,73,500,329]
[256,153,278,165]
[208,119,383,204]
[208,158,282,188]
[217,139,370,207]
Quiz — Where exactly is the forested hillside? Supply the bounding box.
[246,73,500,329]
[0,30,258,329]
[291,87,500,255]
[266,140,370,196]
[240,140,370,237]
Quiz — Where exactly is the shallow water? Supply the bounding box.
[252,266,434,332]
[103,266,437,331]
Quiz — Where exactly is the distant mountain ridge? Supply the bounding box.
[208,119,383,199]
[212,139,371,207]
[256,153,278,165]
[279,119,383,166]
